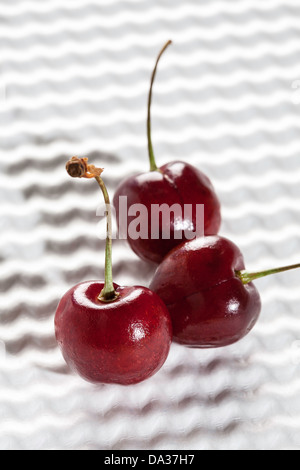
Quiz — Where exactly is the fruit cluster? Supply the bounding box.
[55,42,300,386]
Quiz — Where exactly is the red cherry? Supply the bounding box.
[114,161,221,264]
[150,236,300,348]
[55,158,172,385]
[150,236,260,347]
[113,41,221,264]
[55,281,172,385]
[150,236,300,347]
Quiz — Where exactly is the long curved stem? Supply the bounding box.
[237,263,300,285]
[147,40,172,172]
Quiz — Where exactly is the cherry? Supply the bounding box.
[113,41,221,264]
[149,235,300,348]
[55,158,172,385]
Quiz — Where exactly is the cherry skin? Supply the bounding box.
[149,236,261,348]
[113,161,221,264]
[55,281,172,385]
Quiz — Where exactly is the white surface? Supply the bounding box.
[1,0,300,450]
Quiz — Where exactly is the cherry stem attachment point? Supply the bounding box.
[147,40,172,172]
[66,157,119,303]
[236,263,300,285]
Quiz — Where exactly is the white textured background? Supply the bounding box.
[1,0,300,450]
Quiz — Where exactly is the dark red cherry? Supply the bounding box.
[113,41,221,264]
[55,281,172,385]
[150,235,300,348]
[150,236,258,348]
[114,161,221,264]
[55,158,172,385]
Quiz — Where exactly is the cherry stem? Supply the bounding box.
[236,263,300,285]
[66,157,118,303]
[94,176,119,303]
[147,40,172,172]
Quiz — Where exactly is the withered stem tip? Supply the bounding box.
[66,157,104,179]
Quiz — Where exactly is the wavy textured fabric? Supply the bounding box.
[1,0,300,450]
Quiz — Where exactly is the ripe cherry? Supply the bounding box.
[150,235,300,348]
[55,158,172,385]
[113,41,221,264]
